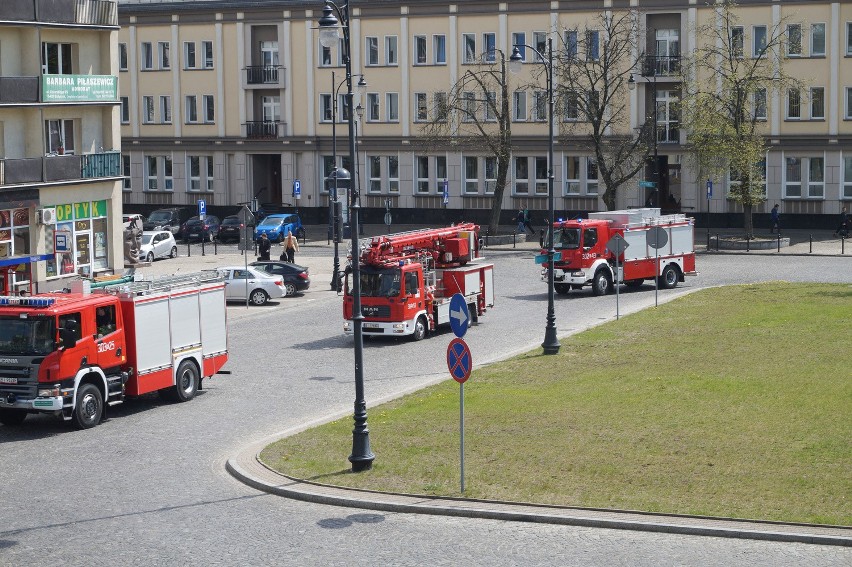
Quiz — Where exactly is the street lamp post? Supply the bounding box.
[319,0,374,472]
[510,38,560,355]
[629,54,659,206]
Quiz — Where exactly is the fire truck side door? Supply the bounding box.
[404,271,421,307]
[93,303,124,370]
[58,311,92,371]
[583,228,598,249]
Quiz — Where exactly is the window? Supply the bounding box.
[656,90,680,143]
[119,43,128,71]
[366,37,379,66]
[462,92,475,121]
[206,156,214,191]
[415,36,427,65]
[122,154,131,190]
[565,30,578,59]
[533,91,547,121]
[416,156,430,193]
[145,155,158,190]
[338,93,350,121]
[262,95,280,124]
[368,156,381,193]
[513,91,527,121]
[753,25,767,57]
[436,156,447,184]
[45,119,74,154]
[160,95,171,123]
[787,24,802,57]
[464,156,478,194]
[388,156,399,193]
[321,44,332,67]
[320,94,333,122]
[731,27,744,58]
[808,157,824,198]
[586,157,599,195]
[385,36,398,65]
[433,35,446,64]
[434,92,448,122]
[462,34,476,64]
[484,157,496,194]
[120,97,130,124]
[185,95,198,123]
[203,95,215,123]
[386,93,399,122]
[846,87,852,119]
[511,33,526,61]
[533,32,547,62]
[203,41,214,69]
[565,156,580,194]
[142,95,154,123]
[163,155,173,190]
[514,157,529,194]
[784,156,801,197]
[811,87,825,120]
[534,157,548,195]
[485,91,496,121]
[261,41,279,68]
[367,93,380,122]
[184,41,196,69]
[729,159,767,198]
[562,91,579,121]
[753,88,767,120]
[586,30,600,60]
[415,93,428,121]
[158,41,170,69]
[483,33,496,63]
[848,23,852,56]
[141,42,153,70]
[188,156,201,191]
[787,89,801,119]
[811,24,826,57]
[843,156,852,199]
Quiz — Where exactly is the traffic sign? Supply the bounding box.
[447,337,472,384]
[606,233,629,256]
[197,198,206,220]
[442,180,449,206]
[384,211,392,227]
[534,251,562,264]
[449,293,470,338]
[55,230,71,253]
[293,179,301,199]
[706,179,713,199]
[646,226,668,249]
[639,180,657,188]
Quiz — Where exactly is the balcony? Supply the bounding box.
[0,151,121,186]
[642,55,681,78]
[0,0,117,27]
[0,77,39,104]
[243,121,286,139]
[245,65,285,87]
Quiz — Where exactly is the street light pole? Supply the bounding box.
[510,38,560,355]
[319,0,374,472]
[629,53,660,207]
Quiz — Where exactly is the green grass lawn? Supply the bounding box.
[261,283,852,525]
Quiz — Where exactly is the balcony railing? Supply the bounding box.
[0,0,117,27]
[0,151,121,186]
[245,65,283,85]
[0,77,39,104]
[243,121,285,139]
[81,150,120,178]
[642,55,681,77]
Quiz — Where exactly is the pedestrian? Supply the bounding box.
[282,229,299,263]
[770,204,780,234]
[257,232,271,261]
[523,209,534,235]
[516,209,525,234]
[834,206,848,237]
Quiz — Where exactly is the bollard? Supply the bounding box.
[539,229,545,248]
[843,236,846,255]
[513,232,516,248]
[746,235,750,252]
[187,240,191,257]
[214,238,218,255]
[716,233,720,252]
[201,238,205,257]
[777,232,781,253]
[706,231,711,250]
[809,234,813,254]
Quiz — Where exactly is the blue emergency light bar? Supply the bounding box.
[0,296,56,307]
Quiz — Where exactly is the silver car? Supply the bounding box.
[217,266,287,306]
[139,230,177,262]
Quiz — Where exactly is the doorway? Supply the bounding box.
[250,154,282,208]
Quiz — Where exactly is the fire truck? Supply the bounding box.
[343,224,494,340]
[0,272,228,429]
[543,208,697,295]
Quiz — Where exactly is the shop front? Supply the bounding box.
[44,199,110,280]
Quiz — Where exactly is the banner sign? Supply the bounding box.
[42,75,117,102]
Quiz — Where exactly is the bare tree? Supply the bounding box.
[420,53,512,235]
[680,0,803,237]
[554,11,649,211]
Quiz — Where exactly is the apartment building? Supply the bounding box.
[0,0,122,292]
[117,0,852,228]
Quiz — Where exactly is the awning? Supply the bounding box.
[0,254,54,268]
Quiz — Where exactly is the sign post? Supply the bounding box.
[441,180,449,207]
[238,206,255,309]
[646,226,668,307]
[706,179,713,249]
[606,234,629,320]
[447,293,472,492]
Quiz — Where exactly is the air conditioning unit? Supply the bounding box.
[38,208,57,224]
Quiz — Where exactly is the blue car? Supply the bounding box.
[253,214,304,243]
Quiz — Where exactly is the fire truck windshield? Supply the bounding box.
[0,316,55,355]
[552,227,581,249]
[359,267,402,297]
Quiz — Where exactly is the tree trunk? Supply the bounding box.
[487,160,510,235]
[743,202,754,238]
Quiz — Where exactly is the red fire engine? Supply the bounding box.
[343,224,494,340]
[543,208,697,295]
[0,272,228,429]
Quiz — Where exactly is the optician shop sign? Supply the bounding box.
[54,200,107,222]
[42,75,117,102]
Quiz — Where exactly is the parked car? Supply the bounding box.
[123,213,145,229]
[218,215,245,243]
[143,208,188,234]
[182,215,221,242]
[216,266,286,306]
[254,214,304,242]
[250,261,310,296]
[139,230,178,262]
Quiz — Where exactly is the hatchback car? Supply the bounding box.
[250,261,310,296]
[217,215,245,243]
[254,214,304,242]
[182,215,221,242]
[217,266,286,306]
[139,230,178,262]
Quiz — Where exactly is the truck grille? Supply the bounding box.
[0,364,37,397]
[361,305,391,318]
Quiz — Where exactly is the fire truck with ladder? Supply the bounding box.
[343,224,494,340]
[542,208,697,295]
[0,271,228,429]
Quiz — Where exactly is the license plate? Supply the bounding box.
[190,233,199,237]
[0,377,17,384]
[364,323,380,329]
[33,400,53,407]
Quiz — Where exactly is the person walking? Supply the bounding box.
[257,232,271,261]
[834,207,848,237]
[282,229,299,263]
[523,209,535,235]
[769,204,780,234]
[516,209,525,234]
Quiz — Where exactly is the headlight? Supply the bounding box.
[343,321,351,331]
[571,270,585,277]
[392,323,404,330]
[38,385,60,397]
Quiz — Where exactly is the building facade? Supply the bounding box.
[0,0,123,292]
[117,0,852,229]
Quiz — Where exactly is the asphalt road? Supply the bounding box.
[1,248,850,566]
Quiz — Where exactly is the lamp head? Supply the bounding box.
[628,74,636,91]
[355,103,364,120]
[318,4,340,48]
[356,75,367,92]
[508,46,523,74]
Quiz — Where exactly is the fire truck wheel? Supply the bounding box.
[0,408,27,426]
[73,383,103,429]
[171,360,199,402]
[250,289,269,306]
[412,316,427,341]
[660,265,679,289]
[591,270,612,296]
[555,283,570,295]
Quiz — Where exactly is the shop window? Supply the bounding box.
[47,200,109,278]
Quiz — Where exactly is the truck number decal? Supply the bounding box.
[97,341,116,353]
[582,253,597,260]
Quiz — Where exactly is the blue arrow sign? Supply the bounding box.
[442,180,449,206]
[639,180,657,188]
[706,179,713,199]
[449,293,470,338]
[534,251,562,264]
[447,337,472,384]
